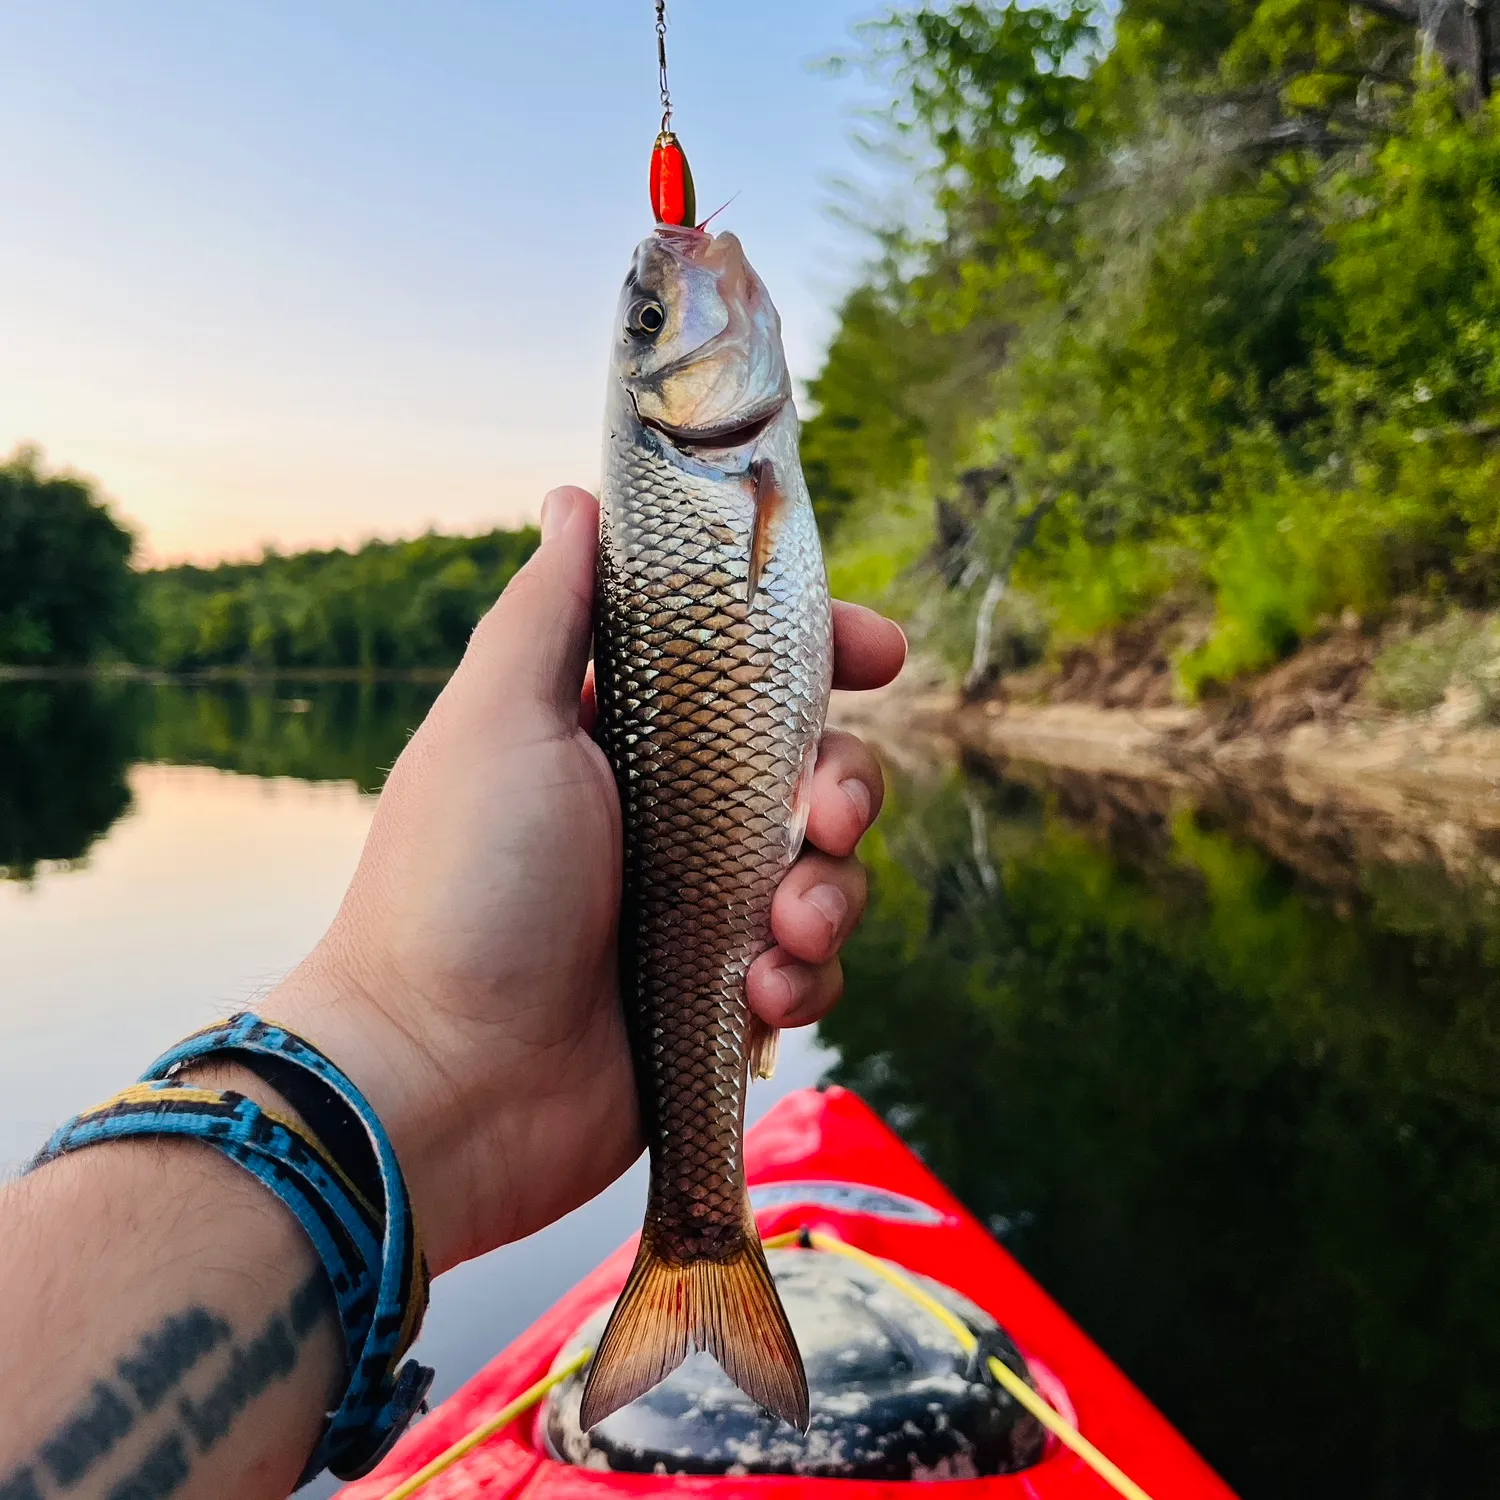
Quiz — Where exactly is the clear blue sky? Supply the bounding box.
[0,2,894,561]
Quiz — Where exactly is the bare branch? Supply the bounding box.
[1469,0,1493,99]
[1351,0,1420,22]
[1411,417,1500,442]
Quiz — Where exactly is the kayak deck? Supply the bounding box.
[338,1086,1235,1498]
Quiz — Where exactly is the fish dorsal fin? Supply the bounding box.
[745,457,785,608]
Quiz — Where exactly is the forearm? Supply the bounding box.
[0,1102,340,1500]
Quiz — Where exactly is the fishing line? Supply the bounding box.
[647,2,696,226]
[655,0,672,134]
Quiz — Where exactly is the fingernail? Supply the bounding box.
[803,882,848,940]
[541,488,577,543]
[840,776,872,826]
[767,959,812,1014]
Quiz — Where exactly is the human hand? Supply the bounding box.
[268,487,906,1275]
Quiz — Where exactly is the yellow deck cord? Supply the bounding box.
[762,1230,1155,1500]
[378,1347,591,1500]
[379,1229,1156,1500]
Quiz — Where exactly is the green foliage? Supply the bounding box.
[1324,82,1500,426]
[138,528,538,672]
[0,448,138,664]
[1014,531,1186,643]
[802,287,948,529]
[1371,611,1500,719]
[808,0,1500,694]
[822,490,934,609]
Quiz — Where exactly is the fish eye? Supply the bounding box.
[626,297,666,338]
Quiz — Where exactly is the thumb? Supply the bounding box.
[455,486,598,732]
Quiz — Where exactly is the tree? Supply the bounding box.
[0,448,138,664]
[808,1,1500,690]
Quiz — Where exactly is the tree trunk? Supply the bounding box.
[1355,0,1495,102]
[963,571,1009,699]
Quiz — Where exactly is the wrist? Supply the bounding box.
[259,952,479,1276]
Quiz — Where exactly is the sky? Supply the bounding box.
[0,2,893,564]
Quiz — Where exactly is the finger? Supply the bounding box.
[768,850,868,965]
[832,601,907,691]
[804,729,885,858]
[457,487,599,733]
[746,952,844,1028]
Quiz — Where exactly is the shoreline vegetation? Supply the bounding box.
[830,631,1500,891]
[0,445,538,677]
[806,0,1500,841]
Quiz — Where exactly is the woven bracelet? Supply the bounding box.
[31,1013,434,1487]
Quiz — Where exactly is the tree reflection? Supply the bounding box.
[0,678,442,878]
[140,680,441,793]
[0,681,143,879]
[826,766,1500,1499]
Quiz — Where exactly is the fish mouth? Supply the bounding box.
[642,400,785,456]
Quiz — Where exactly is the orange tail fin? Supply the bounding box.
[578,1230,808,1432]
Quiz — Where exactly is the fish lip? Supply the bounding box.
[641,399,786,455]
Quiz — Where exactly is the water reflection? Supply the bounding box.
[0,680,141,877]
[829,759,1500,1499]
[4,678,1498,1496]
[140,679,442,791]
[0,677,442,878]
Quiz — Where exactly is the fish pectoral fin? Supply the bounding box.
[745,457,786,608]
[747,1012,780,1081]
[579,1226,809,1432]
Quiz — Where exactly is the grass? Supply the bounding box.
[1370,612,1500,722]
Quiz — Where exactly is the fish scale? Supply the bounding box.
[582,225,831,1433]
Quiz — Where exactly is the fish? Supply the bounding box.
[578,224,833,1434]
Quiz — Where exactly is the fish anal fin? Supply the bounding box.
[788,740,817,862]
[579,1230,809,1432]
[747,1013,780,1081]
[745,457,786,608]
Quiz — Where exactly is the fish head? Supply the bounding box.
[615,227,792,447]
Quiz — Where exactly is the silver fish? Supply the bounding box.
[579,226,833,1432]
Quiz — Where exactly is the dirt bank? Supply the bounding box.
[841,633,1500,885]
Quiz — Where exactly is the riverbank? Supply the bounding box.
[838,628,1500,888]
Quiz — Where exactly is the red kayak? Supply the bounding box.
[338,1086,1235,1499]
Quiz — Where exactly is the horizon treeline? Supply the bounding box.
[0,447,537,672]
[805,0,1500,693]
[143,527,537,671]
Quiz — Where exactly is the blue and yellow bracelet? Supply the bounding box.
[29,1012,434,1486]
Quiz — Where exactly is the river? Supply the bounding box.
[2,676,1496,1498]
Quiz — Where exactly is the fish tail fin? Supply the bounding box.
[579,1228,809,1432]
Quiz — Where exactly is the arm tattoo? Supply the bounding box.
[0,1470,45,1500]
[2,1271,332,1500]
[39,1385,134,1486]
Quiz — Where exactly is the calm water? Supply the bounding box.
[4,678,1499,1498]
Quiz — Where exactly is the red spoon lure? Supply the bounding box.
[650,130,697,227]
